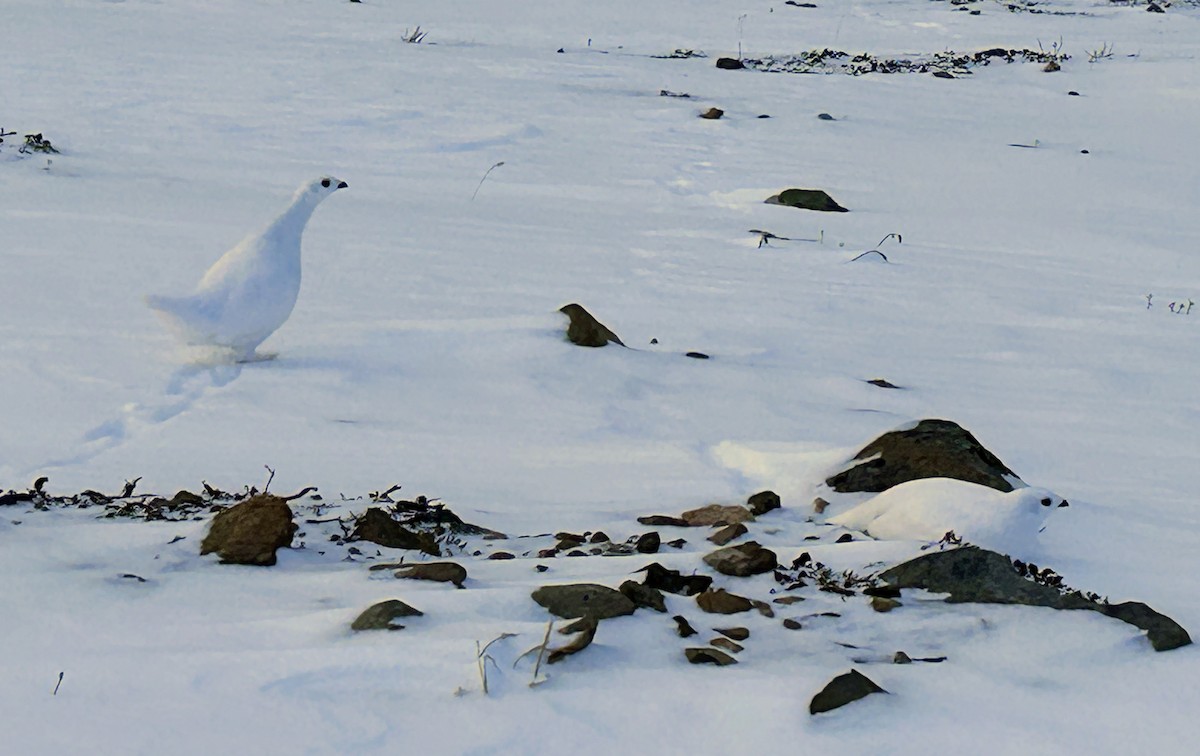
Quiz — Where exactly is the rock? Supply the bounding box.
[1147,1,1164,11]
[751,599,775,618]
[589,531,610,543]
[708,523,747,546]
[350,507,440,555]
[710,637,744,654]
[867,378,902,389]
[880,546,1192,652]
[674,615,698,637]
[699,107,724,120]
[782,618,803,630]
[635,531,661,553]
[682,503,754,527]
[350,599,423,631]
[893,651,912,664]
[667,538,687,549]
[747,490,781,516]
[835,533,854,543]
[395,561,468,588]
[559,303,624,347]
[685,647,738,665]
[1043,61,1061,72]
[548,615,598,664]
[532,583,636,620]
[170,490,205,508]
[619,579,667,612]
[639,563,713,596]
[813,497,830,514]
[715,57,745,70]
[684,351,710,360]
[773,595,805,605]
[715,627,750,641]
[817,112,835,120]
[696,588,754,614]
[932,70,956,79]
[199,495,297,566]
[637,515,690,527]
[703,541,778,577]
[870,596,901,613]
[809,669,887,714]
[487,551,515,560]
[537,548,557,559]
[863,586,902,599]
[765,188,849,213]
[825,419,1020,495]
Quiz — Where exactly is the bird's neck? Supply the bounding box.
[264,191,322,244]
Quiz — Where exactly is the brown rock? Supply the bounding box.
[637,515,690,527]
[710,637,744,654]
[703,541,778,577]
[350,599,423,631]
[199,495,297,566]
[813,497,830,514]
[619,579,667,612]
[707,523,747,546]
[871,596,902,613]
[714,627,750,641]
[685,647,738,665]
[395,561,468,588]
[782,618,803,630]
[674,614,698,637]
[809,669,887,714]
[350,507,440,556]
[559,303,624,347]
[682,504,754,527]
[696,588,754,614]
[699,107,724,120]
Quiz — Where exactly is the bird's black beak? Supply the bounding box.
[337,181,349,189]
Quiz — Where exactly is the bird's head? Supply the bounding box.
[299,176,350,201]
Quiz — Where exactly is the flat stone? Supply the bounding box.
[637,515,690,527]
[638,562,712,596]
[395,561,468,588]
[809,669,887,714]
[710,637,744,654]
[532,583,636,620]
[685,647,738,665]
[773,595,806,605]
[682,504,755,527]
[714,627,750,641]
[707,523,748,546]
[350,599,423,631]
[696,588,754,614]
[871,596,902,613]
[703,541,778,577]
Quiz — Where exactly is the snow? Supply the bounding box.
[2,0,1199,752]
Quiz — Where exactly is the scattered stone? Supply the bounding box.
[835,533,854,543]
[685,647,738,665]
[765,188,849,213]
[708,523,748,546]
[537,548,558,559]
[747,490,781,516]
[710,637,744,654]
[703,541,778,577]
[350,507,439,555]
[637,515,690,527]
[639,563,713,596]
[667,538,687,549]
[532,583,636,620]
[880,546,1192,652]
[751,600,775,618]
[1147,2,1165,11]
[559,303,624,347]
[589,531,610,543]
[1043,60,1061,72]
[871,596,902,613]
[567,550,587,557]
[556,531,585,542]
[699,107,724,120]
[863,586,902,599]
[620,579,667,612]
[932,70,956,79]
[817,112,835,120]
[488,551,515,560]
[350,599,423,631]
[773,595,806,605]
[715,57,745,70]
[1068,90,1081,96]
[674,614,698,637]
[809,669,888,714]
[199,495,297,566]
[548,615,598,664]
[536,564,550,572]
[697,588,754,614]
[395,561,468,588]
[893,651,912,664]
[682,504,754,527]
[684,351,710,359]
[715,627,750,641]
[867,378,902,389]
[555,537,584,551]
[825,418,1020,494]
[783,618,803,630]
[635,531,661,553]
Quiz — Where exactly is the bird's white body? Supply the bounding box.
[147,177,347,361]
[828,477,1067,557]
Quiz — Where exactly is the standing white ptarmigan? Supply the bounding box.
[146,176,348,361]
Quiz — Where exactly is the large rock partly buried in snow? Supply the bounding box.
[350,507,440,556]
[825,419,1020,494]
[703,541,778,577]
[532,583,637,620]
[350,599,423,631]
[199,494,297,566]
[766,187,849,213]
[559,303,624,347]
[879,546,1191,652]
[809,669,887,714]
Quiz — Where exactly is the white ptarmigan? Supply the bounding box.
[146,176,348,361]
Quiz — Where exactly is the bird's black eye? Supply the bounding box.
[321,178,331,188]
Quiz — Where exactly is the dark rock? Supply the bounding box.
[395,561,468,588]
[639,562,712,596]
[682,503,754,527]
[766,188,849,212]
[199,495,297,566]
[715,627,750,641]
[548,615,598,664]
[674,614,698,637]
[703,541,778,577]
[813,497,829,514]
[635,531,661,553]
[350,507,440,556]
[773,595,806,605]
[350,599,423,631]
[170,490,205,508]
[559,303,624,347]
[715,57,745,70]
[809,669,887,714]
[893,651,912,664]
[667,538,687,549]
[751,599,775,618]
[699,107,724,120]
[1068,90,1080,96]
[880,546,1192,652]
[536,564,549,572]
[555,531,586,543]
[1043,61,1061,72]
[817,112,835,120]
[620,579,667,612]
[684,351,710,359]
[747,490,781,515]
[836,533,854,543]
[710,637,744,654]
[782,618,803,630]
[1147,2,1165,11]
[708,523,747,546]
[870,596,901,613]
[696,588,754,614]
[932,70,956,79]
[825,419,1019,494]
[589,531,610,543]
[867,378,902,389]
[532,583,636,620]
[685,647,738,665]
[487,551,515,560]
[537,548,558,559]
[637,515,690,527]
[863,586,902,599]
[555,537,584,552]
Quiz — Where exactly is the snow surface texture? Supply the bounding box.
[2,0,1199,753]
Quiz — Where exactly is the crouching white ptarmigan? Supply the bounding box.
[146,176,348,361]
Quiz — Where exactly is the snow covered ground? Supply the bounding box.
[2,0,1198,752]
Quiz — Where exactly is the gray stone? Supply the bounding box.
[619,579,667,612]
[703,541,778,577]
[825,419,1019,494]
[350,599,423,631]
[532,583,636,620]
[199,495,296,566]
[809,669,887,714]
